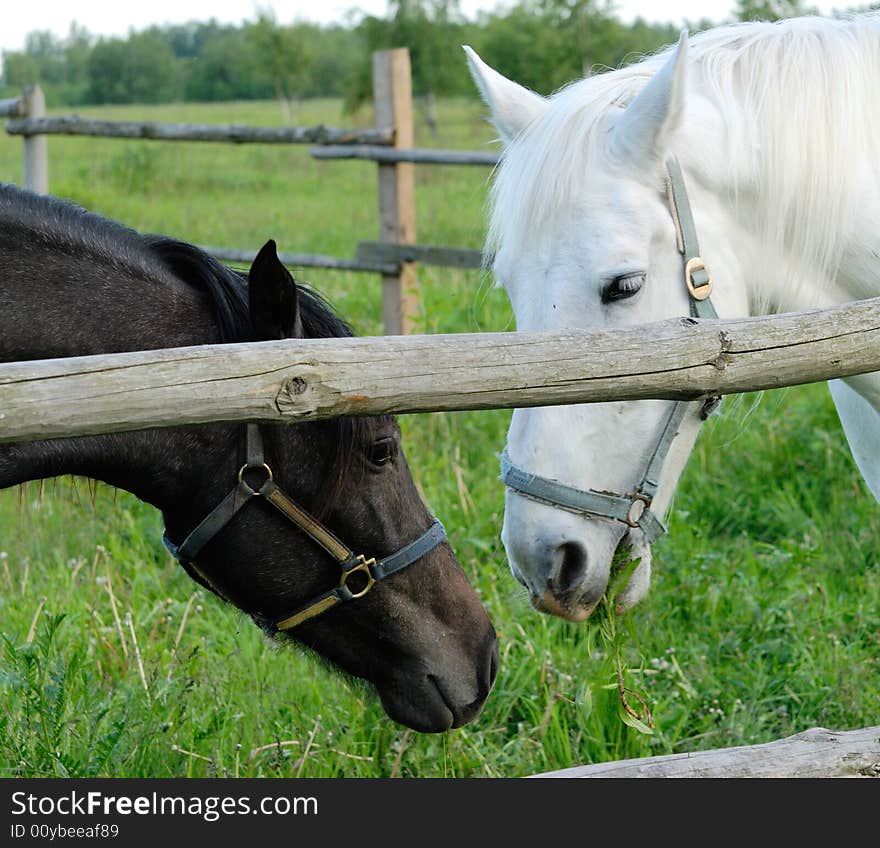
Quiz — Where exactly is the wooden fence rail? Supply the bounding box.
[203,245,398,275]
[5,116,395,146]
[532,725,880,778]
[0,96,26,118]
[2,296,879,443]
[311,144,500,166]
[356,241,485,270]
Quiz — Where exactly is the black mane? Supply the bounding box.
[144,238,357,344]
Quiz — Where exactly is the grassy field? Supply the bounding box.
[0,97,877,778]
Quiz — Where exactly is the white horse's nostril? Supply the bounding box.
[551,541,589,594]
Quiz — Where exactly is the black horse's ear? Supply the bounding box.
[248,239,303,340]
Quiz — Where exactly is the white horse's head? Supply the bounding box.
[467,33,752,620]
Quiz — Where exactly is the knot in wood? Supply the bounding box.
[285,376,308,396]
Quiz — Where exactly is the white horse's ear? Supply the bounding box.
[463,45,547,143]
[609,30,689,168]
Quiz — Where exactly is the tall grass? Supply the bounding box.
[0,98,877,777]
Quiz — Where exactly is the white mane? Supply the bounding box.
[488,14,880,307]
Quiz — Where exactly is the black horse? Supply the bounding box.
[0,183,497,733]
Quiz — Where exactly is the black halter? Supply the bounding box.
[163,424,447,632]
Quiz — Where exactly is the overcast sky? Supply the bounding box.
[0,1,857,54]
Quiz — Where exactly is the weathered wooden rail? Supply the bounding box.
[532,725,880,778]
[311,144,500,166]
[5,116,395,146]
[2,296,879,443]
[203,245,398,276]
[0,95,26,118]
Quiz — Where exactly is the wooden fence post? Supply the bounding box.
[372,49,418,335]
[22,85,48,194]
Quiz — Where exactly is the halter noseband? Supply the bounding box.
[164,423,447,631]
[500,156,720,541]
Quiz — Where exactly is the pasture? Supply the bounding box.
[0,96,877,778]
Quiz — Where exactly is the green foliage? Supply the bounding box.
[0,95,877,778]
[0,3,704,108]
[735,0,818,20]
[87,31,183,105]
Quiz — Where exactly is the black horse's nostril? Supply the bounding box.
[551,541,589,594]
[485,635,499,693]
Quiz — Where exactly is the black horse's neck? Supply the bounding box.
[0,185,250,514]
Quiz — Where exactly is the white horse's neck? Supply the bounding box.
[656,17,880,559]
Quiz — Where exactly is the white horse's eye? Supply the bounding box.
[601,272,645,304]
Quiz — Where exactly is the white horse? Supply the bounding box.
[465,14,880,620]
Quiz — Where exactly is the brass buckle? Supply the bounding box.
[685,257,712,300]
[341,555,377,599]
[623,493,652,528]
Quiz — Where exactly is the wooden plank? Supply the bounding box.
[356,241,485,270]
[202,245,397,275]
[532,725,880,778]
[0,96,26,118]
[3,297,880,443]
[21,86,47,194]
[6,117,394,146]
[373,49,419,335]
[312,145,500,166]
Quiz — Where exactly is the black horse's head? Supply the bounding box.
[160,241,498,732]
[0,185,497,732]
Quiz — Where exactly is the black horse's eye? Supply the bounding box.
[369,436,398,467]
[601,272,645,304]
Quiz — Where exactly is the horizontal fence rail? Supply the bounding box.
[311,144,500,165]
[532,725,880,778]
[356,241,485,270]
[6,116,395,146]
[203,245,398,276]
[2,297,880,443]
[0,96,26,118]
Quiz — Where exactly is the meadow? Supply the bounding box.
[0,96,877,778]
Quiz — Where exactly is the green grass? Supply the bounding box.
[1,99,878,778]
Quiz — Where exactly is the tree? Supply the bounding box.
[735,0,818,20]
[246,13,313,115]
[87,31,182,104]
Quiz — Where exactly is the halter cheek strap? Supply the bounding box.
[164,424,448,631]
[499,156,720,541]
[665,156,717,320]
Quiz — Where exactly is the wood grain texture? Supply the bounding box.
[2,298,880,443]
[531,726,880,778]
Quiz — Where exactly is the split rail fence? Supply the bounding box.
[1,49,496,335]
